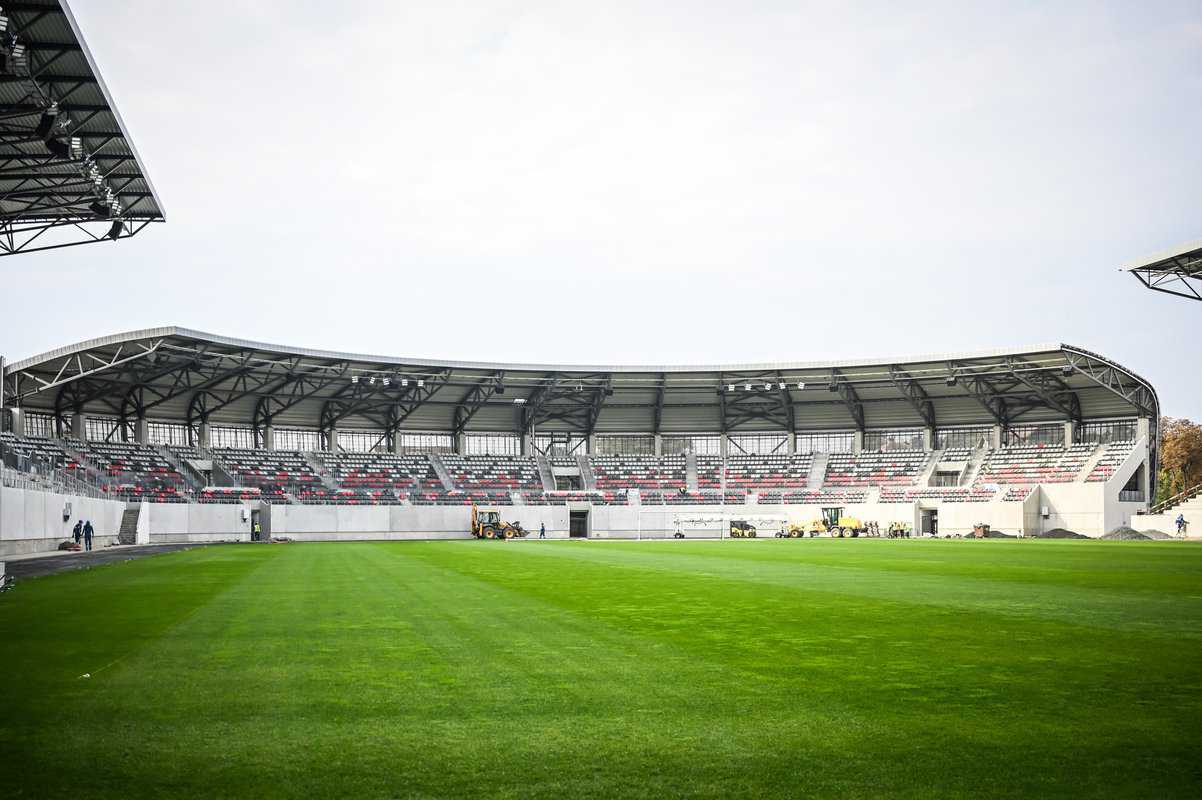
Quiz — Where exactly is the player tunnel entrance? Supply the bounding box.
[569,511,589,538]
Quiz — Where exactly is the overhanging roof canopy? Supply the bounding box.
[1,328,1160,449]
[1123,237,1202,302]
[0,0,163,256]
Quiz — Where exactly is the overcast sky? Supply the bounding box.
[4,1,1201,419]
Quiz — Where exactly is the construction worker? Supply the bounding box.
[539,523,546,539]
[72,519,83,547]
[82,520,94,551]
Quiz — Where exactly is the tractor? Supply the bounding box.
[729,520,758,538]
[471,506,527,540]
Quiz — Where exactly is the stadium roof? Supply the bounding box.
[1123,237,1202,302]
[1,328,1160,448]
[0,0,163,256]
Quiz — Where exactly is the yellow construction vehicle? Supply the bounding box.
[471,506,527,540]
[832,516,870,537]
[729,520,758,538]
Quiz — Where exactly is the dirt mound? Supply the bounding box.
[1139,529,1174,540]
[982,530,1016,539]
[1102,527,1150,541]
[1036,528,1089,539]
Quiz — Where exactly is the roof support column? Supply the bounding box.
[990,424,1003,450]
[134,417,149,445]
[262,425,275,451]
[786,434,796,455]
[456,432,468,455]
[923,428,935,450]
[9,407,24,437]
[654,434,662,456]
[587,434,597,455]
[720,433,729,459]
[853,430,864,455]
[1063,421,1076,447]
[391,432,404,455]
[1137,417,1151,443]
[324,426,339,453]
[71,413,86,441]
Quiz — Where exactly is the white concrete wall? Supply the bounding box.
[0,486,127,557]
[146,502,252,544]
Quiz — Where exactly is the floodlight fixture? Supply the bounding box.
[417,379,425,388]
[946,375,957,386]
[796,381,806,390]
[744,383,752,391]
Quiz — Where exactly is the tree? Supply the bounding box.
[1157,417,1202,504]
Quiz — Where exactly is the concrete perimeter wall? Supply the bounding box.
[0,480,1139,557]
[0,486,126,557]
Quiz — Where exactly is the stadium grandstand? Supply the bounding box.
[0,327,1169,552]
[0,0,163,256]
[1124,236,1202,302]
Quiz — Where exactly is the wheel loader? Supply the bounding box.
[471,506,528,540]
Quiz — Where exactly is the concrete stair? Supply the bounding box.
[158,445,206,494]
[534,453,555,491]
[576,453,597,490]
[959,446,988,487]
[1075,445,1106,483]
[806,452,829,490]
[428,454,458,491]
[118,506,139,545]
[301,452,340,492]
[916,450,942,487]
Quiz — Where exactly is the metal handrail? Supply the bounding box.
[1145,482,1202,515]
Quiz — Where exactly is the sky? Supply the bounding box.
[3,0,1201,419]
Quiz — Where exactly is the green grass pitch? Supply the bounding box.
[1,539,1200,798]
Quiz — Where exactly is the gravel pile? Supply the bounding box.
[1101,527,1150,541]
[1036,528,1089,539]
[982,530,1017,539]
[1139,529,1174,540]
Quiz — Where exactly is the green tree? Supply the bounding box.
[1157,417,1202,504]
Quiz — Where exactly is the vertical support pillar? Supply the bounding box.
[456,432,468,455]
[587,434,597,455]
[990,424,1003,450]
[71,413,86,441]
[197,421,211,449]
[786,433,796,455]
[852,430,864,454]
[325,426,339,453]
[262,425,275,451]
[1063,421,1075,447]
[923,427,935,451]
[1136,417,1151,443]
[134,417,149,445]
[9,407,24,437]
[391,430,404,455]
[654,434,662,456]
